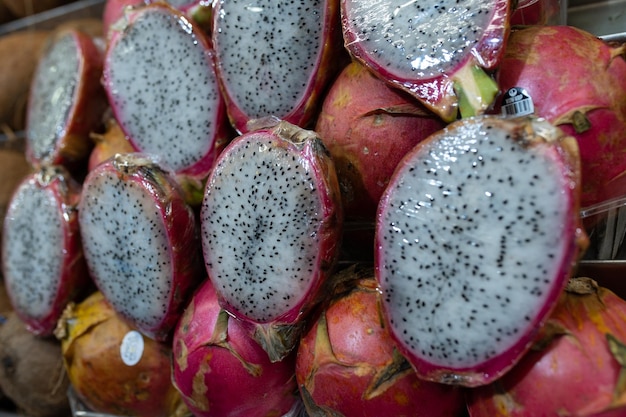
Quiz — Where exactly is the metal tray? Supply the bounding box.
[0,0,105,36]
[567,0,626,39]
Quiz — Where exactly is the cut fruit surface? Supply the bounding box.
[375,115,587,386]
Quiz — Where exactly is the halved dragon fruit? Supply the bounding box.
[103,2,232,201]
[172,277,301,417]
[211,0,346,134]
[2,165,91,336]
[341,0,511,122]
[200,119,342,360]
[78,153,203,341]
[26,28,107,170]
[375,115,588,386]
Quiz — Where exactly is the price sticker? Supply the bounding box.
[501,87,535,117]
[120,330,144,366]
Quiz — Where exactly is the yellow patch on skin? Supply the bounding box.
[191,360,211,412]
[175,339,189,372]
[393,389,410,406]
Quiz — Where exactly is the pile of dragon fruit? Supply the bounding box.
[2,0,626,415]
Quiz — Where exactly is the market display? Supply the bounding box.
[0,0,625,415]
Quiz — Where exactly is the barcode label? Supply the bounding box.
[501,87,535,117]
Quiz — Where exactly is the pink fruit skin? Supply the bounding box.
[340,0,510,122]
[316,61,446,222]
[172,278,299,417]
[212,0,347,134]
[2,168,91,336]
[374,116,588,387]
[494,25,626,208]
[81,156,203,342]
[467,278,626,417]
[26,30,107,171]
[103,3,232,180]
[297,273,466,417]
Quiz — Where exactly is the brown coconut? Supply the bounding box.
[0,30,50,131]
[0,1,15,23]
[0,312,70,417]
[1,0,74,18]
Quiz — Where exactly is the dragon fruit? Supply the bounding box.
[375,115,588,387]
[493,25,626,208]
[211,0,346,134]
[200,119,342,360]
[103,2,232,201]
[340,0,511,122]
[296,265,466,417]
[78,153,203,341]
[26,28,106,171]
[172,277,301,417]
[467,277,626,416]
[2,165,91,336]
[55,291,187,417]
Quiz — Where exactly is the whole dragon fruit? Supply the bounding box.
[296,265,466,417]
[200,119,342,361]
[467,277,626,416]
[103,2,232,203]
[493,25,626,208]
[78,153,203,341]
[26,28,106,171]
[172,277,301,417]
[375,115,588,387]
[341,0,511,122]
[2,165,91,336]
[211,0,346,133]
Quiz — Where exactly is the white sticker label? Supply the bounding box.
[120,330,144,366]
[501,87,535,117]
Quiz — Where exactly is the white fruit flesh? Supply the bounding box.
[79,171,173,330]
[3,182,63,319]
[213,0,324,119]
[105,6,221,172]
[201,134,324,323]
[343,0,496,79]
[377,118,571,369]
[27,33,79,161]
